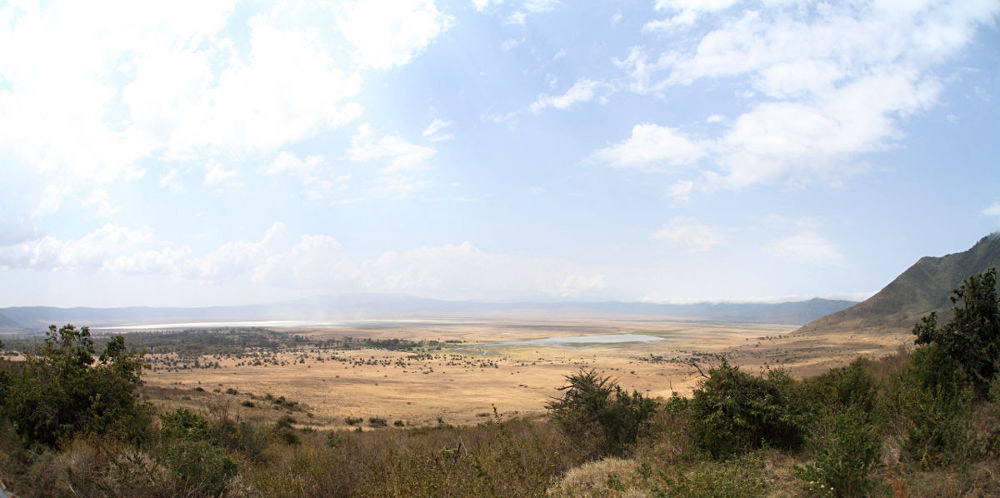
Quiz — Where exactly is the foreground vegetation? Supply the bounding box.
[1,270,999,496]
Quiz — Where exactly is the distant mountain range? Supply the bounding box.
[0,294,857,333]
[799,233,1000,335]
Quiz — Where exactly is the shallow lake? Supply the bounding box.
[494,334,666,346]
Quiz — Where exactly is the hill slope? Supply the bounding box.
[799,233,1000,334]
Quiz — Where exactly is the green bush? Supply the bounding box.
[212,418,269,461]
[799,358,878,418]
[547,369,657,457]
[0,325,151,447]
[688,361,803,458]
[796,407,884,497]
[159,408,211,442]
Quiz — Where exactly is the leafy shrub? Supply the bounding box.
[688,361,803,458]
[547,369,657,458]
[1,325,151,447]
[796,407,884,497]
[368,417,388,428]
[345,416,363,426]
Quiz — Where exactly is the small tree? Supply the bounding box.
[1,324,151,446]
[914,267,1000,397]
[547,369,657,457]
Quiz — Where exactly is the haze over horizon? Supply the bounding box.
[1,0,999,308]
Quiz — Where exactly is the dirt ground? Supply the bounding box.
[141,318,914,429]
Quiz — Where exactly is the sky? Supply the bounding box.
[0,0,998,308]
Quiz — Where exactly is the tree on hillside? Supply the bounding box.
[0,324,151,447]
[913,267,1000,397]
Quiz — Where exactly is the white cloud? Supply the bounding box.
[422,119,454,142]
[0,221,616,301]
[0,223,155,272]
[501,37,524,51]
[83,189,120,218]
[348,124,437,198]
[767,231,845,265]
[263,151,349,200]
[178,222,287,281]
[159,169,184,194]
[651,217,726,252]
[204,159,241,189]
[983,202,1000,217]
[37,184,72,216]
[0,1,455,220]
[529,79,605,113]
[666,180,694,203]
[609,1,999,191]
[559,274,607,297]
[337,0,453,70]
[523,0,559,13]
[591,124,707,169]
[506,11,526,25]
[471,0,503,11]
[645,0,739,32]
[706,114,725,123]
[654,0,739,11]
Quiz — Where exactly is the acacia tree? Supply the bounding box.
[547,369,657,457]
[0,324,150,447]
[913,267,1000,397]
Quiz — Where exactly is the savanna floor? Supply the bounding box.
[138,317,913,429]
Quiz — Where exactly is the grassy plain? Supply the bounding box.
[136,317,914,429]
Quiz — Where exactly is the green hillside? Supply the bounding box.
[800,233,1000,334]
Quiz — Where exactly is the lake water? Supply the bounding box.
[495,334,666,346]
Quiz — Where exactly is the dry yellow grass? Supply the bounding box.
[141,317,914,428]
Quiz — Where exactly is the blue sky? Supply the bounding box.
[0,0,998,307]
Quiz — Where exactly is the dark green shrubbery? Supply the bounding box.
[913,268,1000,398]
[547,369,657,457]
[0,325,152,447]
[899,345,975,469]
[799,358,878,418]
[687,360,804,458]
